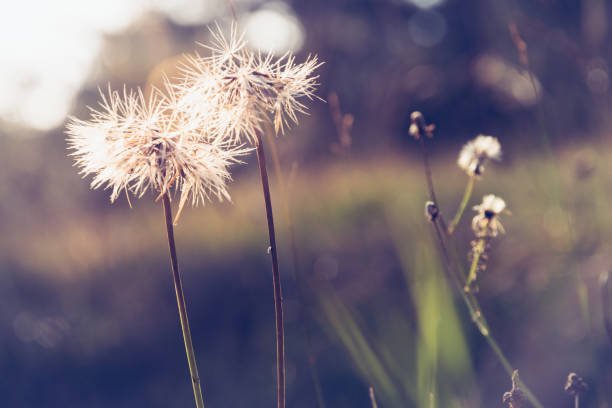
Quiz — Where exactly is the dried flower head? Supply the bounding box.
[409,111,435,139]
[457,134,501,176]
[66,84,249,222]
[472,194,507,237]
[424,201,439,222]
[502,370,525,408]
[564,373,588,396]
[177,24,322,144]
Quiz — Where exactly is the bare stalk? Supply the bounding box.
[448,176,475,234]
[255,130,286,408]
[264,126,326,408]
[419,136,448,233]
[162,193,205,408]
[429,219,543,408]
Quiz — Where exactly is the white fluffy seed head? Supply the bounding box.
[457,134,502,176]
[66,82,250,221]
[472,194,507,237]
[177,24,322,144]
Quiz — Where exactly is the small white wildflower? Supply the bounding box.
[457,134,502,176]
[472,194,507,237]
[177,24,321,144]
[66,83,250,222]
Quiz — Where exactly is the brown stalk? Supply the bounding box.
[255,130,286,408]
[419,136,448,233]
[263,124,327,408]
[162,193,205,408]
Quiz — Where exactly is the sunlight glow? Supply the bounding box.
[404,0,445,9]
[243,3,305,55]
[473,54,541,107]
[0,0,228,132]
[151,0,224,26]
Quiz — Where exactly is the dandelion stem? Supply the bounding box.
[575,394,580,408]
[448,176,475,234]
[162,193,205,408]
[255,130,286,408]
[264,125,326,408]
[263,124,300,282]
[465,238,485,291]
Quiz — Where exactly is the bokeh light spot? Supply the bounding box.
[408,10,447,47]
[403,0,445,9]
[243,3,305,54]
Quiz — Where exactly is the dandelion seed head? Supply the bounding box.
[66,82,250,220]
[178,23,321,144]
[472,194,507,237]
[457,134,502,176]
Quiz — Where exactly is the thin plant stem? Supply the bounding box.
[575,394,579,408]
[465,238,485,291]
[255,130,286,408]
[448,176,475,234]
[429,219,544,408]
[419,137,448,233]
[162,194,205,408]
[263,126,326,408]
[416,124,543,408]
[264,126,327,408]
[431,220,466,299]
[263,124,301,281]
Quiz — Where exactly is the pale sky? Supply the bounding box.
[0,0,303,132]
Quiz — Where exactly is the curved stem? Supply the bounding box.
[429,220,544,408]
[419,137,448,232]
[448,176,475,234]
[162,194,205,408]
[264,125,326,408]
[414,120,542,408]
[255,130,286,408]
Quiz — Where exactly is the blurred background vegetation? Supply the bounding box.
[1,0,611,407]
